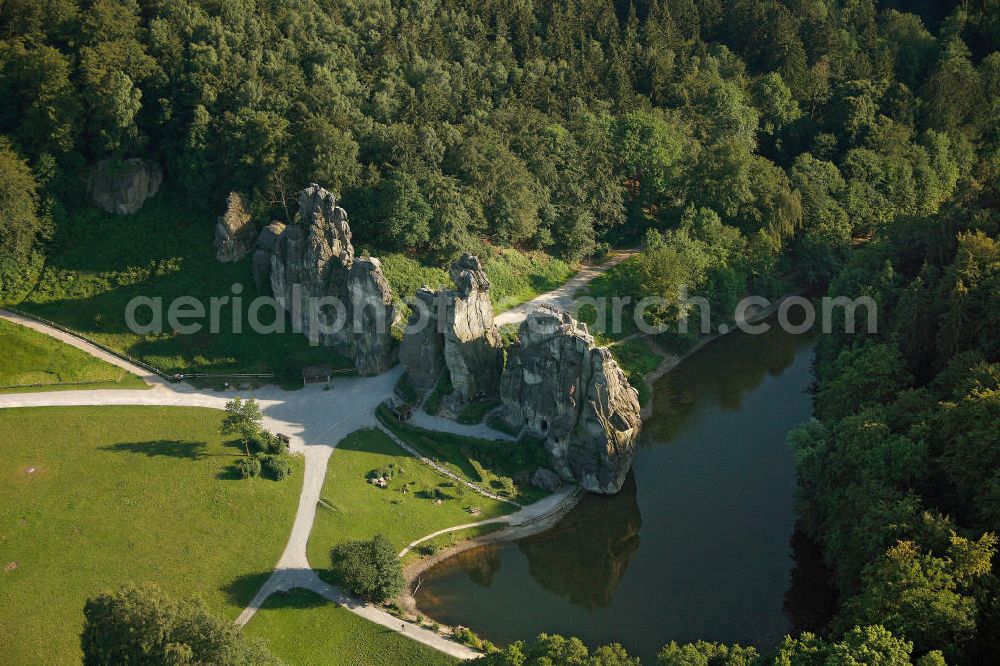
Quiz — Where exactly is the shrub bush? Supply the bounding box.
[454,626,485,650]
[236,456,261,479]
[262,454,293,481]
[252,430,287,455]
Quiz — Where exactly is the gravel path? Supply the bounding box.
[494,249,638,327]
[407,410,515,441]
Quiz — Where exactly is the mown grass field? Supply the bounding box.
[0,406,303,665]
[0,317,147,392]
[245,588,459,666]
[306,428,515,571]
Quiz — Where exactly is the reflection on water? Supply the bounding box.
[518,474,641,610]
[646,323,810,443]
[416,324,817,663]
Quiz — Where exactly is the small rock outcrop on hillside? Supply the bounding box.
[399,253,504,402]
[257,184,397,375]
[214,192,255,262]
[88,158,163,215]
[499,309,641,494]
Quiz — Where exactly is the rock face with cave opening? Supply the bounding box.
[399,253,504,403]
[499,309,641,494]
[259,184,396,376]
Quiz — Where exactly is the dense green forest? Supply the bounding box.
[2,0,1000,664]
[2,0,996,301]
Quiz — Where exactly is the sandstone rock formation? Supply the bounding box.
[399,253,503,403]
[398,288,446,393]
[499,309,641,494]
[88,158,163,215]
[259,184,397,375]
[214,192,256,262]
[252,222,285,291]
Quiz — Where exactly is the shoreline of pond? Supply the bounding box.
[401,294,804,633]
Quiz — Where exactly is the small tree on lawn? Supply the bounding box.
[221,397,263,457]
[330,534,405,602]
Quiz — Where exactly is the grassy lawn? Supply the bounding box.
[16,194,351,377]
[306,429,515,571]
[0,317,148,392]
[377,406,550,504]
[0,406,303,665]
[456,399,500,424]
[244,588,459,666]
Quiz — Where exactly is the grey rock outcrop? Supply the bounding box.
[500,309,641,494]
[398,288,446,393]
[88,158,163,215]
[260,184,397,375]
[445,254,504,401]
[252,222,285,291]
[399,253,503,402]
[344,256,397,377]
[214,192,256,262]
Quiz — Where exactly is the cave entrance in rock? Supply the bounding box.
[540,419,548,433]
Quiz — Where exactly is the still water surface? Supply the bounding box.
[415,324,817,663]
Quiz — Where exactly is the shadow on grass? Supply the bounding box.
[222,571,278,608]
[335,429,416,460]
[259,587,332,611]
[215,464,243,481]
[530,273,560,292]
[19,192,354,376]
[101,439,208,460]
[221,437,252,454]
[375,418,485,483]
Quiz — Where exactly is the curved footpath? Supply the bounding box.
[0,255,625,660]
[494,249,637,327]
[399,485,579,558]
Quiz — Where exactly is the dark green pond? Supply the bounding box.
[414,324,818,663]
